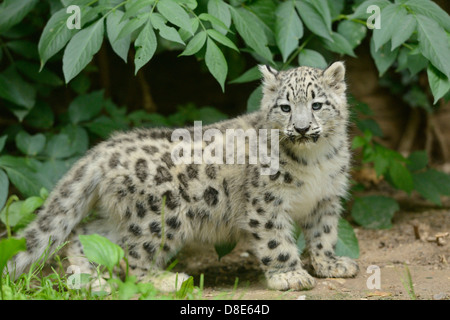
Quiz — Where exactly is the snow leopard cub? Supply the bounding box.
[9,62,358,291]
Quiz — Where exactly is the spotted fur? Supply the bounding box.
[8,62,358,291]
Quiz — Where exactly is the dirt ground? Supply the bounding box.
[173,192,450,300]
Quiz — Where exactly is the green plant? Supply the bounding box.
[350,113,450,229]
[400,264,417,300]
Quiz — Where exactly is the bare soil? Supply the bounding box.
[173,193,450,300]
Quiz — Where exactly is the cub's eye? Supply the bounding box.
[279,104,291,112]
[312,102,323,111]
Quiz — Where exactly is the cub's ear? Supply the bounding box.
[323,61,346,94]
[258,65,279,92]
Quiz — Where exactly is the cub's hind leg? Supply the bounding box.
[119,216,190,292]
[64,218,121,292]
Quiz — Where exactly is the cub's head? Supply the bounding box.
[259,62,348,145]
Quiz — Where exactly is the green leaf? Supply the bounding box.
[0,67,36,111]
[413,174,440,204]
[205,37,227,92]
[308,0,332,31]
[247,85,263,113]
[370,38,399,76]
[206,29,238,52]
[327,0,345,19]
[61,0,93,5]
[61,125,90,156]
[406,150,428,172]
[176,276,194,299]
[351,195,399,229]
[5,40,39,60]
[179,31,206,56]
[412,169,450,205]
[15,131,46,156]
[351,136,367,150]
[356,119,383,137]
[157,0,193,35]
[229,66,260,84]
[337,20,367,49]
[150,13,185,45]
[35,159,76,189]
[199,13,231,34]
[68,90,105,124]
[193,107,228,125]
[0,238,27,275]
[3,197,40,231]
[20,196,44,216]
[246,0,277,36]
[275,1,303,62]
[134,20,157,75]
[427,64,450,104]
[422,169,450,196]
[348,0,390,20]
[415,14,450,79]
[109,276,139,300]
[63,18,105,83]
[38,7,93,70]
[207,0,231,35]
[406,52,428,76]
[373,153,389,177]
[84,116,128,139]
[121,0,154,21]
[391,14,416,51]
[16,61,63,87]
[229,7,273,64]
[405,0,450,31]
[1,201,23,228]
[298,49,328,69]
[178,16,200,41]
[388,160,414,193]
[0,0,38,33]
[0,156,43,197]
[214,242,236,261]
[403,85,432,113]
[116,14,148,41]
[0,135,7,153]
[373,4,406,52]
[295,0,332,42]
[0,169,8,210]
[24,101,55,129]
[79,234,124,274]
[321,32,356,57]
[107,10,131,63]
[296,228,306,254]
[45,134,75,159]
[335,218,359,259]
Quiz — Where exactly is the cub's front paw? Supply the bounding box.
[312,256,359,278]
[266,269,316,291]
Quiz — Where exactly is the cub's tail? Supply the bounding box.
[7,156,100,279]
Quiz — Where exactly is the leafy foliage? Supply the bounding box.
[79,234,125,276]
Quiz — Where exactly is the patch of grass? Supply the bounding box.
[401,264,417,300]
[1,233,207,300]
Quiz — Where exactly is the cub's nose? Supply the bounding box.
[294,125,310,135]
